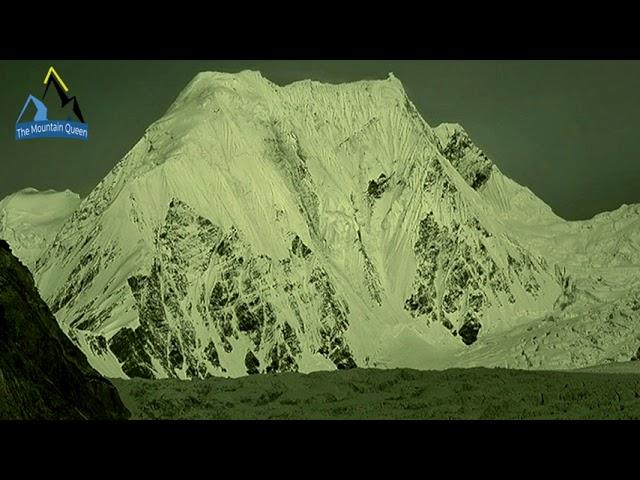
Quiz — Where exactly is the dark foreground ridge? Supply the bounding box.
[0,240,129,420]
[113,364,640,420]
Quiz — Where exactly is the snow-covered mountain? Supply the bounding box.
[0,188,80,269]
[23,71,640,378]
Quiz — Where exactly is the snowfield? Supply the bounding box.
[0,188,80,270]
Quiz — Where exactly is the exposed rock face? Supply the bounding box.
[0,240,129,420]
[434,123,493,191]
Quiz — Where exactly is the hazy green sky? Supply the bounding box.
[1,60,639,220]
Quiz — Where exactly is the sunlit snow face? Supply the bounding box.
[3,70,639,381]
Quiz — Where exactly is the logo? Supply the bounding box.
[15,66,89,141]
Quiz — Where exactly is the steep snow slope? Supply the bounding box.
[437,124,640,369]
[32,71,639,378]
[0,188,80,269]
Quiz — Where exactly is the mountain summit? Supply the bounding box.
[0,188,80,269]
[28,71,640,378]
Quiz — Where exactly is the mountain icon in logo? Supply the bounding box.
[15,66,89,141]
[17,95,48,122]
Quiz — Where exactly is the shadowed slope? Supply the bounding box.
[0,240,129,420]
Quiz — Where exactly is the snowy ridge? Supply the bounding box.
[20,70,640,378]
[0,188,80,269]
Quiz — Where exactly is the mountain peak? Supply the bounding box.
[11,187,79,197]
[16,187,41,194]
[385,71,403,87]
[0,187,80,209]
[33,68,573,379]
[0,188,81,269]
[189,69,268,87]
[176,69,271,93]
[170,70,408,110]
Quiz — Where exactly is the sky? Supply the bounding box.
[1,60,639,220]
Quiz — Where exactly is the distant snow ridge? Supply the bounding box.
[0,188,80,269]
[22,70,640,378]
